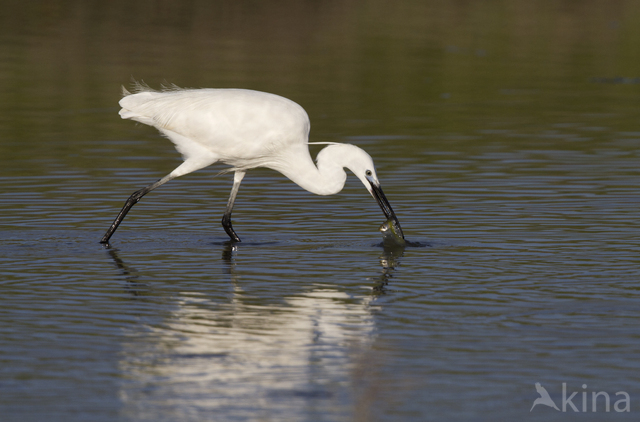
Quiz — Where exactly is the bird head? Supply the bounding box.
[336,144,405,240]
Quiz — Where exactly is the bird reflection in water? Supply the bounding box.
[221,241,239,277]
[219,241,406,295]
[105,247,149,296]
[371,244,405,295]
[103,241,407,417]
[105,240,406,296]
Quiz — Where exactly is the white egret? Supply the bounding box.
[100,83,403,243]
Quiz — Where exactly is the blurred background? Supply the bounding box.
[1,1,639,421]
[2,0,639,174]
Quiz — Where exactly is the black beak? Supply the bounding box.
[367,176,404,239]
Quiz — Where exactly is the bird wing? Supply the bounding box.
[119,88,310,166]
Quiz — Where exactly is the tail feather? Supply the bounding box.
[120,79,153,98]
[122,79,188,97]
[160,81,184,92]
[130,79,154,93]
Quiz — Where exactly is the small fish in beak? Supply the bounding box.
[365,174,405,244]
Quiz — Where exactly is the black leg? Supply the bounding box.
[100,174,175,244]
[221,171,245,242]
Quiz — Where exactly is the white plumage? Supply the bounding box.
[100,83,403,243]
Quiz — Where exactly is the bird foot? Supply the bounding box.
[222,215,241,242]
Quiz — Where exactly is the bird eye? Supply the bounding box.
[365,170,372,176]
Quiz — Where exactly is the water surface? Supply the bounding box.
[1,1,639,421]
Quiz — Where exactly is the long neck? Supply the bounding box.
[274,144,348,196]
